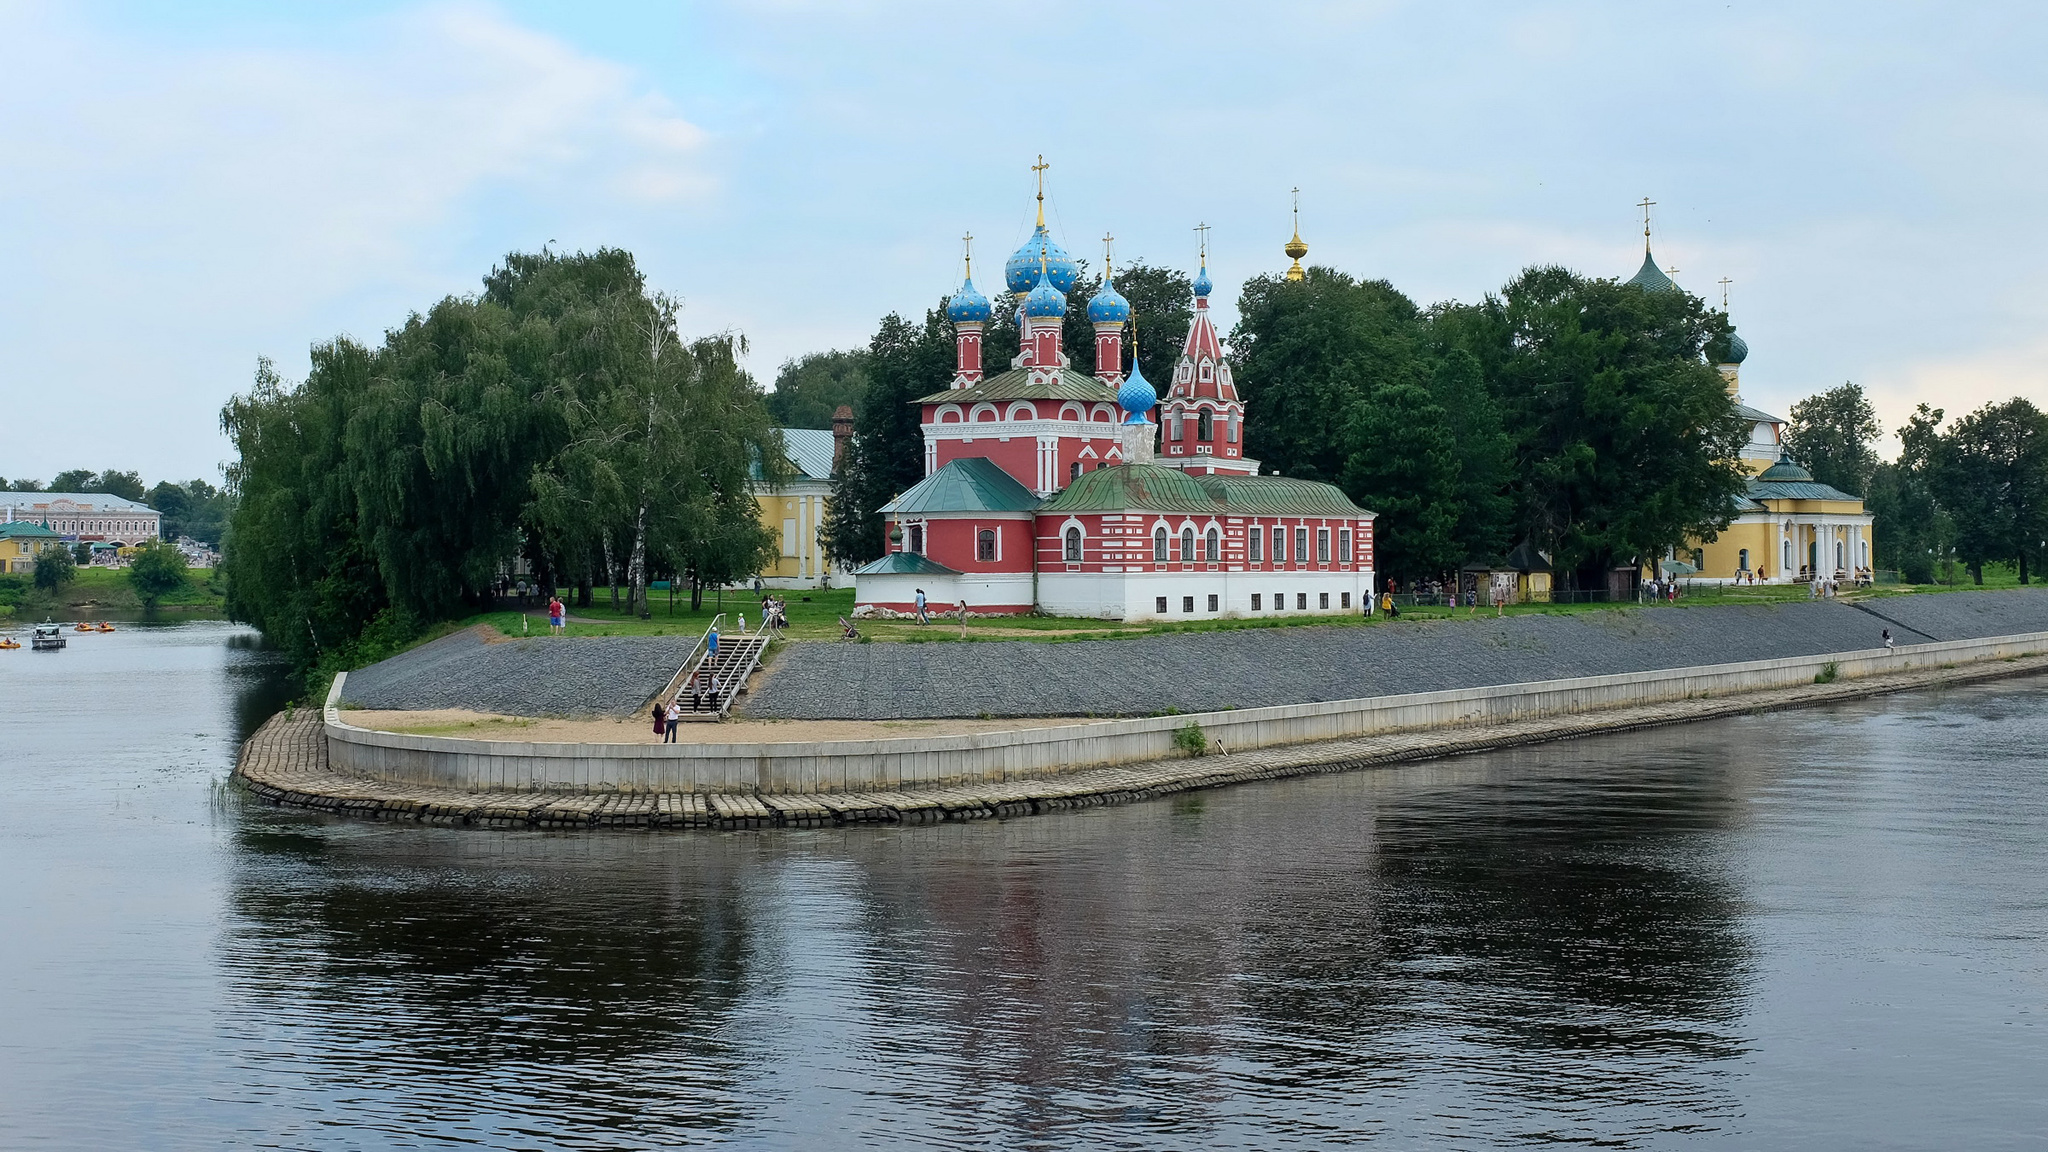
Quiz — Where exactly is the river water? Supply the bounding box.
[2,620,2045,1149]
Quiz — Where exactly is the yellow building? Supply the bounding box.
[1,521,61,573]
[1678,331,1874,583]
[752,427,844,588]
[1624,236,1874,585]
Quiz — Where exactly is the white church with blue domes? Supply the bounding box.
[852,176,1378,621]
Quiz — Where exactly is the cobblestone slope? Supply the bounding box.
[743,589,2048,720]
[340,626,698,716]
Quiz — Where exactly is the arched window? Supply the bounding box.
[1782,540,1793,570]
[1068,461,1082,483]
[1205,527,1219,561]
[909,524,924,554]
[1169,415,1183,441]
[1226,416,1238,444]
[1197,409,1214,442]
[1153,527,1168,562]
[1739,548,1750,572]
[1181,527,1195,561]
[978,529,996,562]
[1064,526,1083,561]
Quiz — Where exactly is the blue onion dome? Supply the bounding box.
[1024,267,1067,317]
[1006,227,1080,295]
[1724,330,1749,364]
[1119,357,1157,422]
[1087,276,1131,324]
[946,275,991,323]
[1192,259,1213,299]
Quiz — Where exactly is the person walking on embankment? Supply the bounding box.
[548,595,565,634]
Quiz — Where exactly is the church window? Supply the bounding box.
[1248,526,1262,562]
[1227,416,1237,444]
[1274,589,1286,610]
[1339,529,1353,563]
[1694,548,1705,570]
[978,529,996,562]
[1153,527,1168,562]
[1341,592,1352,608]
[1251,594,1262,610]
[1169,416,1183,441]
[1295,528,1309,565]
[1320,593,1330,609]
[1783,540,1794,571]
[1200,362,1213,382]
[1318,528,1331,563]
[1207,594,1219,612]
[1182,596,1195,613]
[1064,526,1082,561]
[1205,527,1219,561]
[1069,461,1082,483]
[1182,527,1195,561]
[1739,548,1750,572]
[908,524,924,554]
[1155,596,1168,613]
[1297,592,1308,610]
[1197,409,1214,442]
[1273,526,1286,562]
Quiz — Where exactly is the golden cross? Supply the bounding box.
[1291,186,1300,229]
[1032,155,1049,226]
[1101,232,1115,278]
[1718,276,1732,310]
[1194,221,1211,259]
[1638,197,1656,250]
[1666,264,1680,284]
[962,232,974,278]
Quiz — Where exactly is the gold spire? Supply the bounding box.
[1284,186,1307,281]
[1638,196,1656,253]
[962,232,974,280]
[1032,154,1049,229]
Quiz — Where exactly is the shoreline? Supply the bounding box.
[235,641,2048,830]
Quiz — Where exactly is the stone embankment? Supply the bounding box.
[746,588,2048,719]
[236,650,2048,831]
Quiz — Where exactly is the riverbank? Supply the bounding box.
[0,566,224,621]
[236,639,2048,828]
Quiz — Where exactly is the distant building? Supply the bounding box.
[751,426,844,589]
[0,521,61,574]
[0,493,161,545]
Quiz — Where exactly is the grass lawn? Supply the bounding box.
[0,565,225,619]
[454,572,1983,648]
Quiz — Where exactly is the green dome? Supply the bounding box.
[1757,452,1813,482]
[1624,250,1678,293]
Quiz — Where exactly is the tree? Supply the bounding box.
[147,479,230,546]
[49,469,94,493]
[2,477,44,491]
[767,350,869,430]
[32,543,75,592]
[1867,403,1950,582]
[127,539,189,607]
[1786,382,1881,496]
[46,469,145,500]
[1934,398,2048,584]
[1436,265,1749,587]
[822,307,953,566]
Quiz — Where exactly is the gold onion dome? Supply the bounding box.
[1283,189,1307,281]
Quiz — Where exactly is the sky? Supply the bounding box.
[4,0,2048,484]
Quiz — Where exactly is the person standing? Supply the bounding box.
[738,612,747,635]
[914,588,928,625]
[664,699,682,741]
[957,599,969,638]
[708,624,720,657]
[652,699,667,738]
[548,595,565,634]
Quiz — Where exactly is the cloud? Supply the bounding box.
[0,1,710,480]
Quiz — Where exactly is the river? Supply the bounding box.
[2,620,2044,1149]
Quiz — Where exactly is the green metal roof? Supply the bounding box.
[1748,479,1864,503]
[914,366,1119,406]
[877,457,1041,515]
[0,521,60,538]
[850,551,961,576]
[1733,402,1784,424]
[1038,464,1372,518]
[1623,250,1679,293]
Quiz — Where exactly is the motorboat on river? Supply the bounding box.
[31,623,66,651]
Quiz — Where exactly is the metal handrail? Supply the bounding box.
[650,613,724,710]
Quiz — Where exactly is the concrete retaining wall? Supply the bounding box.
[324,630,2048,795]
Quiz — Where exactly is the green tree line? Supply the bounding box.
[2,471,230,545]
[1786,384,2048,584]
[219,248,784,677]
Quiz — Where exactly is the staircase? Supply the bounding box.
[659,618,770,721]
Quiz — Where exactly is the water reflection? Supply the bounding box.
[218,728,1764,1148]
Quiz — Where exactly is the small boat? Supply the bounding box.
[95,622,115,633]
[73,622,93,633]
[0,637,19,650]
[31,624,66,651]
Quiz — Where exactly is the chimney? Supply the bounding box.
[831,405,854,471]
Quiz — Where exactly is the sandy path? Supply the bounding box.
[339,708,1092,745]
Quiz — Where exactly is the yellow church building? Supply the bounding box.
[1627,251,1874,584]
[751,424,845,588]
